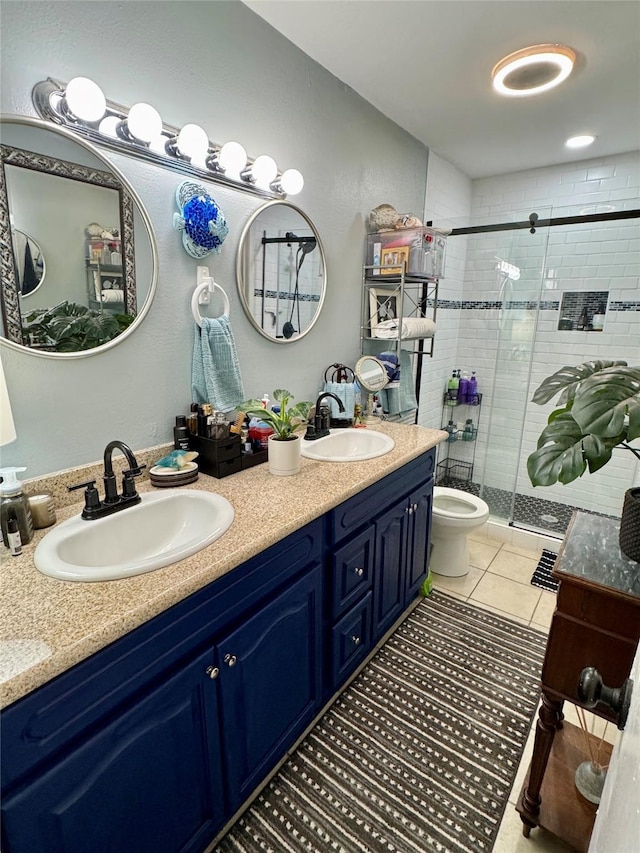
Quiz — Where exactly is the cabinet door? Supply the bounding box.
[330,592,372,690]
[372,498,407,640]
[1,649,225,853]
[218,566,323,813]
[330,526,374,619]
[405,481,433,600]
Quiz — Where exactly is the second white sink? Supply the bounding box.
[301,429,394,462]
[34,489,234,582]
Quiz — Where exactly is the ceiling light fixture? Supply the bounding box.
[565,134,596,149]
[31,77,304,198]
[492,44,576,97]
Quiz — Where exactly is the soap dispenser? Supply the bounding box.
[0,467,34,548]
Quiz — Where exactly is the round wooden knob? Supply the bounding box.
[577,666,633,730]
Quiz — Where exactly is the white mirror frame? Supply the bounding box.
[236,199,326,344]
[0,114,158,359]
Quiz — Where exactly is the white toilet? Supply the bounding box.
[430,486,490,577]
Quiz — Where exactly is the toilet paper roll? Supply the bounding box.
[100,289,124,303]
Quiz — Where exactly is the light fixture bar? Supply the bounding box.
[32,77,303,199]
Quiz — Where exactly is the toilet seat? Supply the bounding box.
[433,486,488,520]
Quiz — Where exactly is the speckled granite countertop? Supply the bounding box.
[0,423,445,709]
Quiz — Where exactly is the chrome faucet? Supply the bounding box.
[69,440,146,520]
[304,392,346,440]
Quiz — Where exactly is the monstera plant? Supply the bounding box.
[528,360,640,560]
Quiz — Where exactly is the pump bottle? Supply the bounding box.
[0,467,34,548]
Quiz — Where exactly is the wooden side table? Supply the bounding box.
[516,511,640,851]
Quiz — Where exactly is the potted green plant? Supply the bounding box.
[527,359,640,560]
[242,389,311,476]
[22,301,133,351]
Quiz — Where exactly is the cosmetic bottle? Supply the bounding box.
[261,393,270,409]
[7,516,22,556]
[592,302,606,331]
[0,467,34,548]
[445,420,458,442]
[577,307,589,331]
[174,416,190,450]
[462,419,475,441]
[468,371,478,405]
[447,371,459,404]
[458,371,470,404]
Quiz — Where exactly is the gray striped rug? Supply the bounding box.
[215,591,545,853]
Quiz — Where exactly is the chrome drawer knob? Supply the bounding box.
[223,653,237,667]
[205,665,219,680]
[352,635,361,645]
[354,567,364,576]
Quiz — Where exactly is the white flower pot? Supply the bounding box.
[267,434,301,476]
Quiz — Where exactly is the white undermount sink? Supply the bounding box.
[300,429,394,462]
[34,489,234,582]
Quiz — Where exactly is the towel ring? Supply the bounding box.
[192,278,230,327]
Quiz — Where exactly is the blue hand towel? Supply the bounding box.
[378,349,418,416]
[192,316,244,411]
[324,381,356,420]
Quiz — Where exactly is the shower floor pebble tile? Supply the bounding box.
[430,535,574,853]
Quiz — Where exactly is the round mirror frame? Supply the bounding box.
[355,356,389,392]
[235,199,327,344]
[0,114,159,359]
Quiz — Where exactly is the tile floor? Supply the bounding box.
[430,527,618,853]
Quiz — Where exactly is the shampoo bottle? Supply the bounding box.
[0,467,34,548]
[458,371,470,404]
[447,371,459,404]
[468,371,478,405]
[173,416,190,450]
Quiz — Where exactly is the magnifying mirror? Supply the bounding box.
[355,355,388,426]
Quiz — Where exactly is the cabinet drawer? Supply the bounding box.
[330,593,372,690]
[330,527,374,619]
[329,449,435,544]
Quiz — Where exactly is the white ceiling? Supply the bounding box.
[243,0,640,179]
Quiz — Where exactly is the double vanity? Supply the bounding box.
[1,422,444,853]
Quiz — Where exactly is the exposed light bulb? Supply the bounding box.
[175,123,209,160]
[64,77,106,122]
[127,103,162,143]
[251,154,278,187]
[98,115,121,138]
[565,134,596,149]
[279,169,304,195]
[218,141,247,175]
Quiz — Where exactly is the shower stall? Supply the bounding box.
[434,202,640,537]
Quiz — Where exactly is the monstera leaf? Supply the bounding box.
[528,360,640,487]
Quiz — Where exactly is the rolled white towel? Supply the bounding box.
[374,317,436,340]
[100,289,124,303]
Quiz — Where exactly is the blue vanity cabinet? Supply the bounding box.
[1,648,225,853]
[1,520,323,853]
[217,567,323,814]
[327,449,435,689]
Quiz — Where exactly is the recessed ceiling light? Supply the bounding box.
[492,44,576,97]
[565,134,596,149]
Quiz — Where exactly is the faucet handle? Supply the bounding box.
[68,479,101,515]
[122,465,146,498]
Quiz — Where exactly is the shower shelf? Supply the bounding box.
[437,392,482,486]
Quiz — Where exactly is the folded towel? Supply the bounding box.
[100,289,124,303]
[192,316,245,412]
[324,381,356,420]
[374,317,436,340]
[379,349,418,416]
[377,351,401,383]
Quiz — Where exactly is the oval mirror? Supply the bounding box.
[355,356,389,392]
[236,200,326,343]
[0,115,158,358]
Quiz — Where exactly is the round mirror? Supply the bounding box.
[355,356,389,392]
[0,115,158,358]
[236,200,326,343]
[12,229,46,297]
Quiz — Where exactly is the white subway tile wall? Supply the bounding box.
[421,150,640,521]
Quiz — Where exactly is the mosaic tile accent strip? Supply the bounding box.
[433,298,637,311]
[254,289,321,303]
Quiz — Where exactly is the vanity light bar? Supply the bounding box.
[31,77,304,200]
